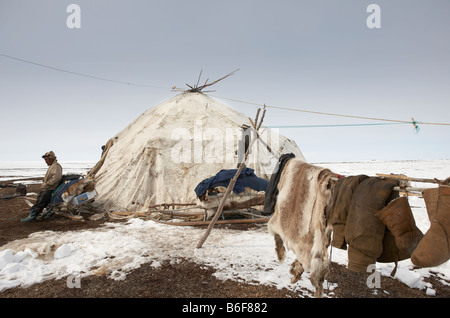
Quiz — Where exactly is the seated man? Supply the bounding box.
[21,151,63,222]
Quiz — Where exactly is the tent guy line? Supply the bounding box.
[0,52,168,90]
[2,52,450,128]
[209,95,450,127]
[265,122,410,129]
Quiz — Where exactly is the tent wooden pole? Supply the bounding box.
[196,108,265,249]
[195,137,257,248]
[150,217,269,227]
[376,173,448,185]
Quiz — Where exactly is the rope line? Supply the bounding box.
[0,53,169,90]
[266,122,409,129]
[210,94,450,127]
[2,52,449,127]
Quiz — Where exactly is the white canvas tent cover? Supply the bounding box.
[90,92,304,212]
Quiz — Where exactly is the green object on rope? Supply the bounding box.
[412,120,420,134]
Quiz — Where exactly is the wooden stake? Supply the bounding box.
[196,109,265,248]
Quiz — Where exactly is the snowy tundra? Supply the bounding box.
[0,160,449,297]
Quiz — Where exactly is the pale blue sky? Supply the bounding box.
[1,0,449,163]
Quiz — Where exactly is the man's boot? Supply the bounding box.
[411,186,450,267]
[376,196,423,256]
[21,207,40,223]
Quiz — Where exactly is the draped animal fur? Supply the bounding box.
[268,159,335,297]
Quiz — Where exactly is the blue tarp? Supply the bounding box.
[50,179,81,204]
[194,168,269,197]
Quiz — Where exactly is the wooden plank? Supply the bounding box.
[393,186,427,193]
[150,217,269,227]
[377,173,443,184]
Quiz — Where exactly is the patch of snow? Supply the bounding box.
[1,160,449,296]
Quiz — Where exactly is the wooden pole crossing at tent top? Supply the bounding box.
[196,107,266,249]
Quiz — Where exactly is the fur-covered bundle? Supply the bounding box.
[268,159,336,297]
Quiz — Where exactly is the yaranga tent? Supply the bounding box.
[88,92,304,212]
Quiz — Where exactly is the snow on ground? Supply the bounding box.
[0,160,449,296]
